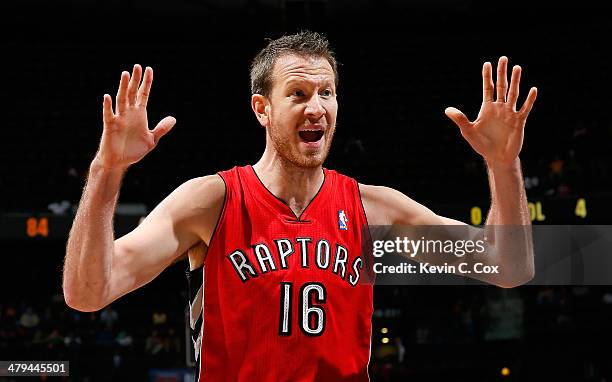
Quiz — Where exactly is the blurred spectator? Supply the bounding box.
[550,156,565,176]
[64,330,82,349]
[4,304,17,322]
[48,200,72,215]
[537,286,556,305]
[43,328,64,350]
[167,327,181,354]
[152,309,167,327]
[394,337,405,364]
[415,326,430,345]
[115,330,134,347]
[100,306,118,329]
[145,330,165,356]
[19,307,40,331]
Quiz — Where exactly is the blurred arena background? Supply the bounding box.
[1,0,611,380]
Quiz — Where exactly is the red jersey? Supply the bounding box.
[195,165,373,381]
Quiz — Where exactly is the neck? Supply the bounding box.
[252,147,324,217]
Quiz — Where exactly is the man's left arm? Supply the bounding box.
[362,56,537,288]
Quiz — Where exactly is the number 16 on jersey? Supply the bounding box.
[279,282,327,336]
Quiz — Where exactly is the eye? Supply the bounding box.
[292,89,305,97]
[321,89,333,97]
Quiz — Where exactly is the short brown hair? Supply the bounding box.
[250,31,339,97]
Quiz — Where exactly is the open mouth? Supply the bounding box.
[298,130,324,143]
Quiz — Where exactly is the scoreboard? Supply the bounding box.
[466,196,607,225]
[1,195,610,241]
[427,194,609,226]
[0,214,143,240]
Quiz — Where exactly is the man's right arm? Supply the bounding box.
[63,165,224,312]
[62,64,225,311]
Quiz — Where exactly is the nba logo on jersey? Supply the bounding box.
[338,210,348,230]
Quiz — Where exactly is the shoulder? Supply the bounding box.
[155,174,226,230]
[358,184,401,225]
[163,174,226,244]
[358,183,406,207]
[182,174,226,203]
[358,183,438,225]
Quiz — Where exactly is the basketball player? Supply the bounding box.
[63,32,537,380]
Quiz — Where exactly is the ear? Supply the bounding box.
[251,94,270,128]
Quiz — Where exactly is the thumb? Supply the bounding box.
[444,107,472,131]
[152,116,176,144]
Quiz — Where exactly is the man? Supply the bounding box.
[63,31,537,380]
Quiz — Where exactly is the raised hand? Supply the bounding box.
[96,65,176,170]
[444,56,537,167]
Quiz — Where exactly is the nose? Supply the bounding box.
[304,94,325,120]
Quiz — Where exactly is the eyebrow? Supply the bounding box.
[284,78,334,89]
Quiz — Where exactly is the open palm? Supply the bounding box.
[445,56,537,167]
[97,65,176,170]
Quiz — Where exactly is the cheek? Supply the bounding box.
[325,101,338,120]
[326,111,337,127]
[276,104,303,120]
[270,110,297,138]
